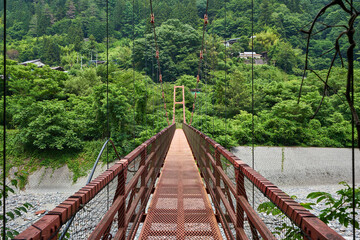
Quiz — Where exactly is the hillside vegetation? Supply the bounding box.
[1,0,360,180]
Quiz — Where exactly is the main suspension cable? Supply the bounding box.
[204,30,209,131]
[211,35,216,137]
[144,22,149,137]
[189,0,210,125]
[149,0,170,126]
[151,33,156,131]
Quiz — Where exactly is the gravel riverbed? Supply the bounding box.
[4,146,360,239]
[4,191,70,236]
[232,146,360,239]
[5,186,358,239]
[282,185,359,239]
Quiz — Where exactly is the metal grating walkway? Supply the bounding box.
[140,129,222,239]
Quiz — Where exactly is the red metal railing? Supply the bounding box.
[15,123,176,240]
[183,123,344,240]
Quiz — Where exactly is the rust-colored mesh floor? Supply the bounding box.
[140,129,222,239]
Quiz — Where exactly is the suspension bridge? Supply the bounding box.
[7,0,356,239]
[14,119,344,240]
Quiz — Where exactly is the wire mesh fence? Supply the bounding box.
[14,124,176,240]
[14,123,344,239]
[183,123,344,240]
[59,175,118,239]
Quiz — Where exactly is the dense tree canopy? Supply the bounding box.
[1,0,359,179]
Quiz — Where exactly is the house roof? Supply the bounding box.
[88,60,106,65]
[51,66,65,71]
[19,59,45,67]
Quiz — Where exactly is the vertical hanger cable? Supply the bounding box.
[2,0,7,238]
[251,0,255,207]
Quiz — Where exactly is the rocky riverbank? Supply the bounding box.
[4,146,360,239]
[282,185,359,239]
[6,185,358,239]
[4,191,70,236]
[232,146,359,239]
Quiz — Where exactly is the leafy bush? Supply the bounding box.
[0,171,33,239]
[257,196,311,239]
[258,182,359,239]
[307,182,360,229]
[14,100,83,150]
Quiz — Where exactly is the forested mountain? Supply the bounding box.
[2,0,360,72]
[1,0,360,180]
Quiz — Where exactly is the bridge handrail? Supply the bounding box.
[15,123,176,240]
[87,138,122,185]
[183,123,344,240]
[58,138,122,240]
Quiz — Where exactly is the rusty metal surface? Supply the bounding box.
[14,123,345,240]
[14,124,176,240]
[140,129,222,239]
[183,123,345,240]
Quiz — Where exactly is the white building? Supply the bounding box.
[239,52,262,59]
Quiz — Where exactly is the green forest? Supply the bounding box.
[1,0,360,180]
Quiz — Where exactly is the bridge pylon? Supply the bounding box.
[173,85,186,124]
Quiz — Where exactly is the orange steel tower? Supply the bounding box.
[173,85,186,123]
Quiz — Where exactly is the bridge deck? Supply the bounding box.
[139,129,222,239]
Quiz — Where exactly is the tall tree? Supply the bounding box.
[67,22,84,51]
[184,0,199,28]
[259,0,273,25]
[34,2,52,36]
[66,0,76,19]
[113,0,126,32]
[42,37,61,65]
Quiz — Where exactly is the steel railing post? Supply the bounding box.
[236,167,245,240]
[214,147,221,213]
[140,146,147,209]
[204,140,210,187]
[117,167,127,240]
